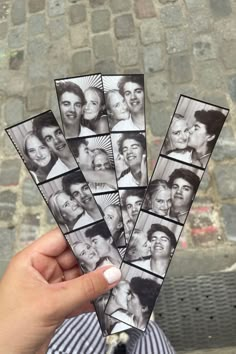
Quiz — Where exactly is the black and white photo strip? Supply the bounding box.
[5,111,78,184]
[105,263,162,331]
[105,95,228,332]
[160,95,228,169]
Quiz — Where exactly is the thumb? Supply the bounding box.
[52,265,121,317]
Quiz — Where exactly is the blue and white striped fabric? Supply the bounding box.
[47,312,175,354]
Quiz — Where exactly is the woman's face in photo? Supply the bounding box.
[26,135,51,168]
[169,119,189,150]
[83,89,102,121]
[57,192,83,222]
[74,242,99,270]
[109,92,130,120]
[151,189,172,216]
[104,205,121,234]
[127,230,151,260]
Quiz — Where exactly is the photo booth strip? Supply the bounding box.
[5,110,131,336]
[105,95,229,331]
[102,74,148,243]
[54,74,126,247]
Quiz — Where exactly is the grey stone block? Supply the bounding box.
[190,11,211,34]
[143,44,164,73]
[28,38,49,58]
[89,0,106,7]
[198,171,210,192]
[220,40,236,69]
[8,26,25,49]
[29,0,45,13]
[184,0,208,10]
[114,14,135,39]
[28,60,49,84]
[169,54,192,84]
[147,74,169,103]
[0,159,21,186]
[109,0,131,13]
[166,28,189,54]
[221,204,236,241]
[148,102,172,137]
[0,191,17,221]
[0,22,8,40]
[212,126,236,161]
[197,61,222,90]
[160,4,184,27]
[91,9,110,33]
[22,178,42,206]
[140,19,162,45]
[0,1,9,21]
[27,86,48,111]
[19,214,40,243]
[134,0,156,19]
[9,50,24,70]
[117,39,139,66]
[209,0,232,18]
[28,14,46,37]
[95,59,116,74]
[93,34,114,59]
[48,0,65,17]
[214,165,236,199]
[202,92,229,109]
[11,0,26,25]
[4,97,24,126]
[0,228,16,259]
[49,17,66,40]
[228,75,236,102]
[72,50,92,74]
[70,24,89,48]
[69,4,86,24]
[2,134,18,158]
[193,35,217,61]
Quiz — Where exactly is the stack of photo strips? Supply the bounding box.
[6,74,229,336]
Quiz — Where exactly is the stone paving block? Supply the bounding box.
[214,164,236,199]
[22,177,42,206]
[172,85,197,105]
[0,1,9,21]
[143,43,165,73]
[134,0,156,19]
[29,0,45,13]
[190,11,212,34]
[169,54,192,84]
[220,40,236,69]
[184,0,208,11]
[221,204,236,242]
[95,59,116,74]
[109,0,131,13]
[4,97,24,126]
[11,0,26,25]
[2,134,18,158]
[193,34,217,61]
[117,39,139,67]
[198,171,210,192]
[8,26,25,49]
[27,86,48,111]
[9,50,24,70]
[114,14,135,39]
[0,22,8,40]
[0,159,21,186]
[160,4,184,28]
[227,75,236,102]
[166,28,189,54]
[93,34,114,60]
[202,92,229,109]
[123,67,142,74]
[140,19,162,45]
[147,74,169,103]
[49,17,66,40]
[159,0,177,3]
[197,61,222,90]
[91,9,110,33]
[28,37,49,58]
[0,228,16,260]
[0,191,17,221]
[69,4,86,25]
[212,126,236,162]
[28,59,49,84]
[209,0,232,18]
[89,0,106,7]
[19,214,40,243]
[0,47,8,70]
[48,0,65,17]
[70,24,89,49]
[148,102,172,137]
[28,14,46,37]
[72,50,92,74]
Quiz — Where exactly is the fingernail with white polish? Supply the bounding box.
[103,267,121,284]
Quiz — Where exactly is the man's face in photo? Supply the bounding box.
[90,235,112,258]
[41,126,70,159]
[125,195,142,222]
[70,183,96,211]
[123,82,144,114]
[150,231,173,259]
[188,118,211,150]
[171,177,194,210]
[77,143,94,169]
[122,138,144,169]
[60,91,83,126]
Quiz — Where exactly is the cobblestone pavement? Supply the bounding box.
[0,0,236,352]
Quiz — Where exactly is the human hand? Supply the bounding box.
[0,228,121,354]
